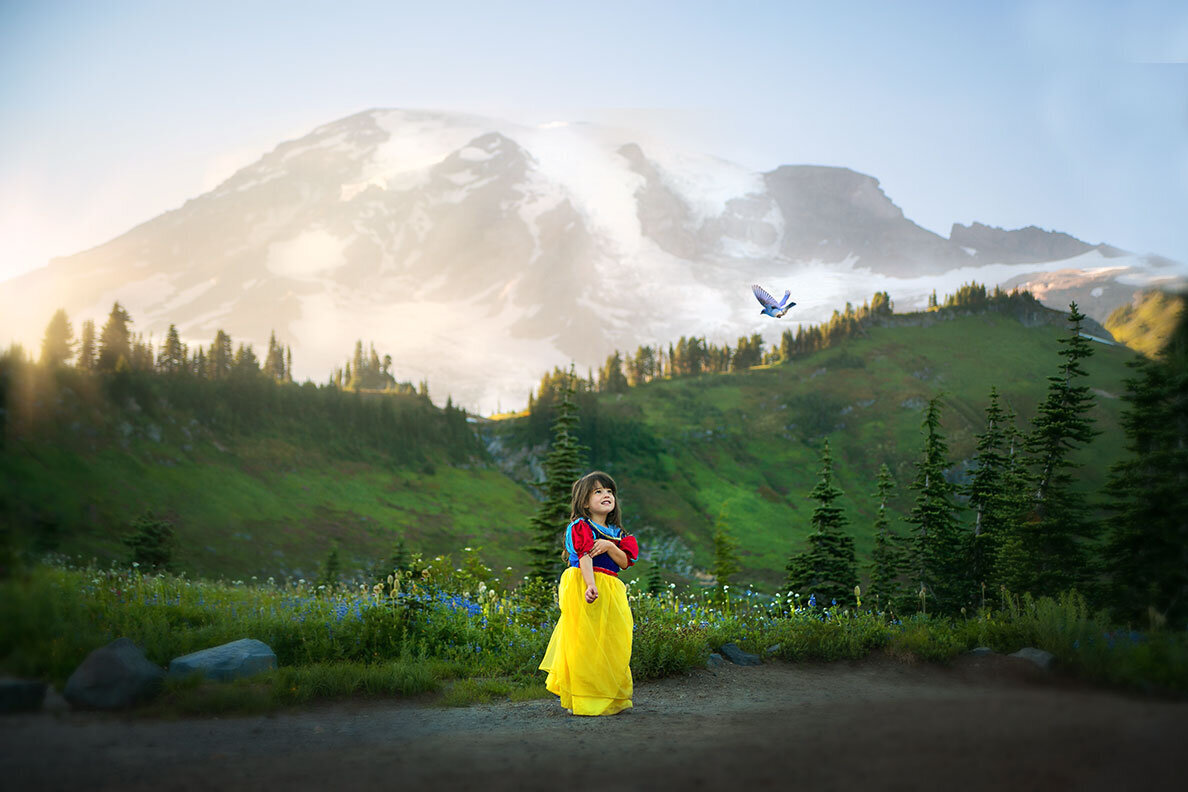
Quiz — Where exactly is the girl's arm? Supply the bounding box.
[579,554,598,602]
[591,539,629,568]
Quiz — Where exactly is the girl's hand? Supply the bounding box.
[584,584,599,603]
[590,539,616,557]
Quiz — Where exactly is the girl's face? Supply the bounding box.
[586,484,615,523]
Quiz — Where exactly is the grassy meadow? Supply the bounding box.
[2,556,1184,715]
[495,311,1138,587]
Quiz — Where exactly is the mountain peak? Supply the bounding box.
[949,222,1100,264]
[2,108,1180,415]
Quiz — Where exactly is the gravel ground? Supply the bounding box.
[2,653,1182,791]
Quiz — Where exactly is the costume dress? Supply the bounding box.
[539,517,639,716]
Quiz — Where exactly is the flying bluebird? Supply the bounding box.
[752,284,796,318]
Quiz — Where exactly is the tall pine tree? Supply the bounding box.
[867,463,910,612]
[157,324,187,374]
[711,509,742,590]
[525,367,585,579]
[96,302,132,373]
[906,397,967,614]
[208,330,233,379]
[963,387,1018,598]
[39,309,75,367]
[264,331,285,381]
[77,320,96,371]
[1103,306,1188,625]
[1014,302,1100,597]
[785,439,858,605]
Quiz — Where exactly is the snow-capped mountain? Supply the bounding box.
[2,108,1183,413]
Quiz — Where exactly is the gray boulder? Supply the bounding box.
[706,653,727,669]
[968,647,996,656]
[719,643,762,666]
[1010,647,1055,671]
[169,638,277,682]
[0,677,47,712]
[64,638,165,709]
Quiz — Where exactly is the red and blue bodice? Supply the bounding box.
[565,518,639,577]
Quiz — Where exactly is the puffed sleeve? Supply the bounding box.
[619,535,639,566]
[570,519,594,557]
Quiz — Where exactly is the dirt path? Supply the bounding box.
[2,654,1182,791]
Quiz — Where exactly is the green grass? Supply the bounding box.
[2,432,536,581]
[2,561,1184,718]
[1105,289,1185,357]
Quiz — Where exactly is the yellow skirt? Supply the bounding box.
[539,567,634,716]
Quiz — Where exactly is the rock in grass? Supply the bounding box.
[968,647,995,656]
[64,638,165,710]
[169,638,277,682]
[1010,647,1054,671]
[719,643,762,666]
[0,677,47,712]
[706,653,727,669]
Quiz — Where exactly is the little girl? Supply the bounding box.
[539,471,639,716]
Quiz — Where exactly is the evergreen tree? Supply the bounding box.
[131,332,154,371]
[208,330,233,379]
[382,539,409,578]
[645,559,665,595]
[77,320,96,372]
[192,347,207,379]
[1103,307,1188,625]
[232,343,260,376]
[122,511,175,573]
[157,324,187,374]
[711,511,741,589]
[1014,302,1100,597]
[264,331,285,381]
[285,346,293,383]
[97,302,133,373]
[39,309,75,367]
[349,340,365,390]
[906,397,967,614]
[598,351,629,393]
[868,463,910,612]
[321,544,341,587]
[785,439,858,605]
[525,367,586,579]
[964,387,1013,598]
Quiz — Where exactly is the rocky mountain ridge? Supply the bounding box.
[1,108,1181,412]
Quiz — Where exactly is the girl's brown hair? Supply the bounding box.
[569,470,622,527]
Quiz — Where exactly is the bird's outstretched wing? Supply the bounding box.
[752,284,779,309]
[778,290,791,307]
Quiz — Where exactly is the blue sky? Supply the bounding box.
[1,0,1185,282]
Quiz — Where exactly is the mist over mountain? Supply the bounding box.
[2,108,1182,413]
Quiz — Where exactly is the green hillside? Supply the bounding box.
[3,304,1139,590]
[0,367,537,580]
[493,309,1138,589]
[1105,288,1185,358]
